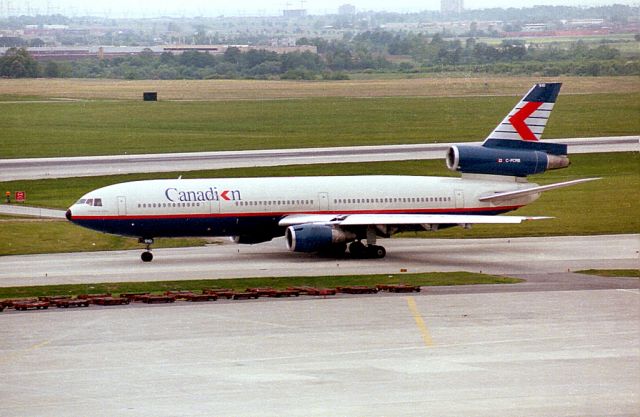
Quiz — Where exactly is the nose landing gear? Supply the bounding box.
[139,238,154,262]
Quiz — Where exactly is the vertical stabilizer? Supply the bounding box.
[484,83,562,144]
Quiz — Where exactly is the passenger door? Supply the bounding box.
[117,196,127,215]
[454,190,464,209]
[318,192,329,211]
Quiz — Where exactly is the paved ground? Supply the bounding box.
[1,288,638,416]
[0,204,66,219]
[1,136,636,180]
[0,234,636,287]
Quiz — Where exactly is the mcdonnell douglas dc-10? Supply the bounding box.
[66,83,596,261]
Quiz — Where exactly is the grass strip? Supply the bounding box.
[2,92,639,158]
[0,272,522,299]
[576,269,639,278]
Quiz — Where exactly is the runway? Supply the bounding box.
[0,234,637,287]
[1,287,638,416]
[1,136,637,181]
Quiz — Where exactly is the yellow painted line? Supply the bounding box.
[0,339,53,365]
[407,297,433,347]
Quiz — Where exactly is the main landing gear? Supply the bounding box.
[348,241,386,259]
[139,238,154,262]
[348,226,387,259]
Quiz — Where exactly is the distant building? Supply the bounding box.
[441,0,463,15]
[338,4,356,16]
[522,23,548,32]
[282,9,307,18]
[563,19,605,27]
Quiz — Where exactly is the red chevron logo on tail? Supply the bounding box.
[509,101,542,141]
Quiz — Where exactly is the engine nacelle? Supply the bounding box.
[285,224,355,253]
[446,144,569,177]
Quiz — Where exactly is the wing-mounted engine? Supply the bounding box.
[285,224,355,253]
[446,140,570,177]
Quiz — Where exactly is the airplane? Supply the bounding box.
[66,82,597,262]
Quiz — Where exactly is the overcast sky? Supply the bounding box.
[10,0,638,18]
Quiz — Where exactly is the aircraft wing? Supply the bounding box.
[279,213,550,227]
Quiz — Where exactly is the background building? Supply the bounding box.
[338,4,356,16]
[441,0,464,15]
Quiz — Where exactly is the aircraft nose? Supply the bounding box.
[65,209,72,221]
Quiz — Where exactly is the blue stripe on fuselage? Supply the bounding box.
[72,208,516,239]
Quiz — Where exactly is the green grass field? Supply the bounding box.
[1,152,637,255]
[1,93,638,158]
[576,269,639,278]
[0,272,522,299]
[0,220,205,256]
[1,77,637,256]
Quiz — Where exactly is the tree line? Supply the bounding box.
[1,33,638,80]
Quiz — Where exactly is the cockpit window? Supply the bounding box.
[75,198,102,206]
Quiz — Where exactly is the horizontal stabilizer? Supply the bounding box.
[478,178,600,203]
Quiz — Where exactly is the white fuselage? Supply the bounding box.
[68,175,538,240]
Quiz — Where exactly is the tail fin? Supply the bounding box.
[484,82,562,145]
[446,82,569,177]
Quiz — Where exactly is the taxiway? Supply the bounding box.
[0,234,637,287]
[1,136,637,181]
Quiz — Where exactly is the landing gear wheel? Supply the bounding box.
[349,241,366,258]
[367,245,386,259]
[139,238,154,262]
[141,251,153,262]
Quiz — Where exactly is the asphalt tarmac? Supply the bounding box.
[0,234,637,287]
[1,287,638,416]
[1,233,637,416]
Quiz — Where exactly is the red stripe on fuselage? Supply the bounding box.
[71,205,524,221]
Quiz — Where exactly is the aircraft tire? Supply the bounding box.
[368,245,386,259]
[349,241,366,258]
[141,251,153,262]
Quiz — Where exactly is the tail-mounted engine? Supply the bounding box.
[446,139,570,177]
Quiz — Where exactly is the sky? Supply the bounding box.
[6,0,638,18]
